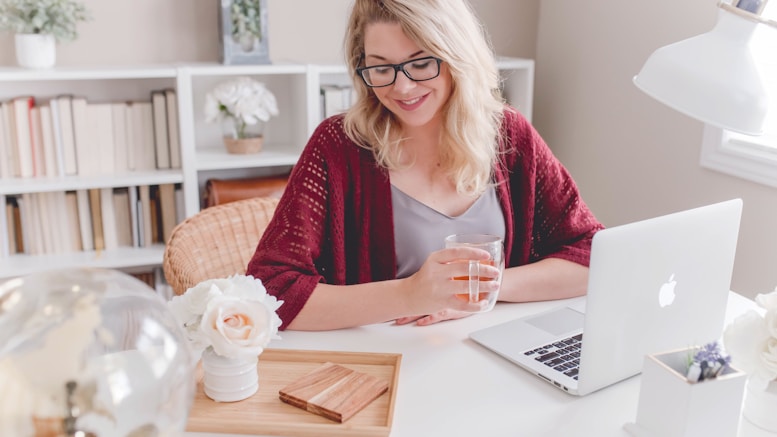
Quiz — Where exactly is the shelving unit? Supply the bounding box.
[0,57,534,280]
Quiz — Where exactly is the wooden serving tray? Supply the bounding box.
[186,349,401,437]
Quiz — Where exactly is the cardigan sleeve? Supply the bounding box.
[501,108,604,267]
[245,119,339,329]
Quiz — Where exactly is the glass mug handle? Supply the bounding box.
[468,260,480,303]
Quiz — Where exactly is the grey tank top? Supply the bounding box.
[391,185,506,278]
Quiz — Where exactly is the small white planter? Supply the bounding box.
[624,347,747,437]
[15,33,57,69]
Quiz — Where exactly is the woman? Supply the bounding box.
[246,0,604,330]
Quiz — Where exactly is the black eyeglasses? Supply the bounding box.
[356,56,443,88]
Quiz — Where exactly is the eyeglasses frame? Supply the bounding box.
[355,56,444,88]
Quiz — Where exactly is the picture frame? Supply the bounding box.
[219,0,270,65]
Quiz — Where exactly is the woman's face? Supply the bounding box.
[362,22,452,132]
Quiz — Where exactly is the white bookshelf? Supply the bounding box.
[0,57,533,280]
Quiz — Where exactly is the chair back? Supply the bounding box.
[163,196,279,296]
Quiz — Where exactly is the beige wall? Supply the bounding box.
[535,0,777,299]
[1,0,773,298]
[0,0,536,65]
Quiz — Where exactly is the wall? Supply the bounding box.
[534,0,777,298]
[0,0,537,65]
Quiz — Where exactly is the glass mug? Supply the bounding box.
[444,234,505,312]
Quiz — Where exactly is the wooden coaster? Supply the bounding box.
[278,362,389,423]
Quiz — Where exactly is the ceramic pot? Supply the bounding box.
[221,117,265,154]
[201,347,259,402]
[742,378,777,432]
[15,34,56,69]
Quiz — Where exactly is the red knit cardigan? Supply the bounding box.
[246,107,604,329]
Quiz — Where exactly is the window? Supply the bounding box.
[700,2,777,187]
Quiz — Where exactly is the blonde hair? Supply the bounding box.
[343,0,505,196]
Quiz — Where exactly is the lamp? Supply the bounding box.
[634,0,777,136]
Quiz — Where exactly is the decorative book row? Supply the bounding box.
[0,89,181,180]
[2,183,183,257]
[320,85,355,120]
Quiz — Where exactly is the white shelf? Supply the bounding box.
[196,146,299,171]
[0,245,165,279]
[0,58,534,281]
[0,170,184,195]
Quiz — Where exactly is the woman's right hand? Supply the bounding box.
[401,246,501,316]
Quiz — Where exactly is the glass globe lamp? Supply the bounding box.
[0,268,196,437]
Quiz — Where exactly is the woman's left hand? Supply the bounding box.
[395,309,474,326]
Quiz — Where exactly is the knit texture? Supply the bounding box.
[246,107,604,329]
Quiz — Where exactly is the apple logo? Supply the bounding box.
[658,274,677,307]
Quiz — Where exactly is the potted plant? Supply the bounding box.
[204,76,279,154]
[0,0,91,69]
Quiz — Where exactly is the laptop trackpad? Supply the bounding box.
[526,307,585,336]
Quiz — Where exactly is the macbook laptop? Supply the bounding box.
[469,198,742,396]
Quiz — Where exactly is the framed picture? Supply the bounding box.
[219,0,270,65]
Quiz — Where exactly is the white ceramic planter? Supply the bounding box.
[15,33,56,69]
[624,347,747,437]
[743,379,777,432]
[201,347,259,402]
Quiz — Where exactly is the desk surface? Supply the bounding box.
[186,292,774,437]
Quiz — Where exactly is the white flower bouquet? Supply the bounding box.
[723,288,777,390]
[167,274,283,359]
[204,76,279,139]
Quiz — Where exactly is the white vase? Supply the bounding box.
[742,378,777,432]
[201,347,259,402]
[14,34,56,69]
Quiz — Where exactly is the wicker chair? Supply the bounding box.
[163,196,279,296]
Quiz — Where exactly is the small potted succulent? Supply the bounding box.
[0,0,91,68]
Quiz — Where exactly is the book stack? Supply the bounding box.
[3,183,184,256]
[319,85,355,119]
[0,89,181,180]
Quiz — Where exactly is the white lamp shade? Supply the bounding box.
[634,7,769,135]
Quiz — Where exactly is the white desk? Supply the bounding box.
[187,292,774,437]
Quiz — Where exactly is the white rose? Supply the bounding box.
[724,310,777,389]
[200,295,275,358]
[756,289,777,311]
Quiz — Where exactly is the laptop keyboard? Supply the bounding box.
[523,333,583,380]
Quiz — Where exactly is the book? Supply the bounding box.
[38,104,58,177]
[113,188,133,247]
[29,107,45,177]
[65,191,83,252]
[17,194,34,254]
[158,183,177,244]
[11,96,35,178]
[149,184,161,244]
[10,196,23,253]
[88,188,105,251]
[128,185,140,247]
[100,187,118,250]
[36,192,58,254]
[0,101,13,179]
[55,95,78,175]
[129,101,156,171]
[3,199,14,256]
[71,97,94,176]
[90,103,116,175]
[151,90,171,169]
[165,89,182,169]
[76,189,94,251]
[174,183,186,224]
[320,85,354,118]
[138,184,152,247]
[112,103,129,173]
